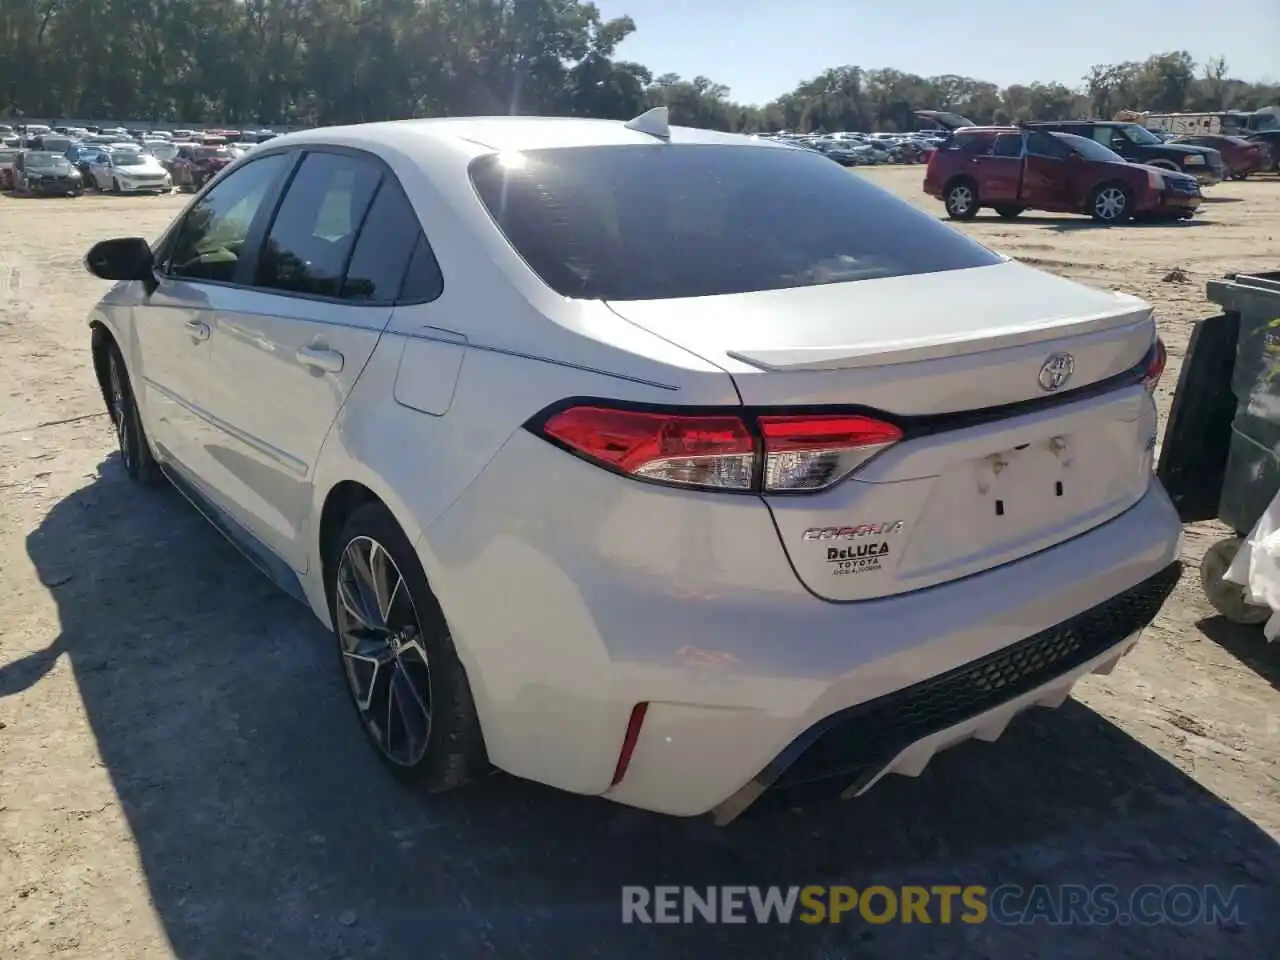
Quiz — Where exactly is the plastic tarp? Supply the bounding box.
[1225,488,1280,640]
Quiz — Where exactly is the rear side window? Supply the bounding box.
[340,178,435,303]
[469,144,1003,301]
[989,134,1023,157]
[952,132,994,153]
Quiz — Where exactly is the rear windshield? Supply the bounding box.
[469,143,1003,301]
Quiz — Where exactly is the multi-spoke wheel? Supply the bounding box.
[103,342,161,483]
[944,180,978,220]
[1089,183,1131,224]
[335,536,434,767]
[328,502,488,788]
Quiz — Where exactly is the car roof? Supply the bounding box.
[265,115,787,159]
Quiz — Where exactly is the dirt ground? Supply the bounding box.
[1,167,1278,960]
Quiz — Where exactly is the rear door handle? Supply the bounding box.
[296,345,344,373]
[185,319,210,342]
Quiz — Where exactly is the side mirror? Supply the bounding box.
[85,237,156,292]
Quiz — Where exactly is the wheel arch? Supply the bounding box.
[1146,158,1180,172]
[313,473,499,743]
[89,320,116,411]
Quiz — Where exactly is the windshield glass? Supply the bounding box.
[114,153,147,166]
[1120,124,1163,145]
[1057,133,1124,163]
[26,152,71,170]
[469,144,1003,301]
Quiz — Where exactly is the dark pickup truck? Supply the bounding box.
[1021,121,1225,185]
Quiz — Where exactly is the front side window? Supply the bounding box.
[1026,132,1071,159]
[168,153,292,284]
[1120,124,1163,146]
[254,151,382,297]
[470,144,1003,301]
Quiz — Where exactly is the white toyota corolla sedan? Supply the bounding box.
[83,109,1182,823]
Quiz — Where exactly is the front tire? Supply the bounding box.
[944,179,979,220]
[1089,183,1132,224]
[111,177,121,194]
[105,343,161,483]
[328,501,488,791]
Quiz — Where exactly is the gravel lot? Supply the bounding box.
[1,167,1278,959]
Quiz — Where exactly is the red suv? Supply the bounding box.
[923,126,1202,224]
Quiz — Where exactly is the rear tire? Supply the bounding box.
[994,205,1025,219]
[328,501,489,791]
[1089,183,1132,224]
[944,179,979,220]
[1200,537,1270,626]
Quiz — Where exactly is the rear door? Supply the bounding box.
[970,133,1023,204]
[1020,131,1075,210]
[198,147,427,571]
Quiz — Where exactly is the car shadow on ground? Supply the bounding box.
[971,215,1218,234]
[3,456,1278,959]
[1197,615,1280,690]
[1201,196,1244,204]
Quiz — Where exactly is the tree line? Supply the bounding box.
[2,0,1277,131]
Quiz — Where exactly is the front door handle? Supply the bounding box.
[185,319,211,342]
[296,345,344,374]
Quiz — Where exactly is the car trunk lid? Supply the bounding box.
[604,261,1159,599]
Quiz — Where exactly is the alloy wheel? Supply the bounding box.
[946,185,973,216]
[107,353,133,470]
[1094,187,1127,221]
[335,536,433,766]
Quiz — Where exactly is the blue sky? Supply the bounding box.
[594,0,1279,106]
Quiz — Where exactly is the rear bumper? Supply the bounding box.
[422,426,1184,818]
[712,560,1180,823]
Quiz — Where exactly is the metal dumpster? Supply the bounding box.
[1157,271,1280,624]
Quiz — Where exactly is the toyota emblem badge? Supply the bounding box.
[1038,353,1075,392]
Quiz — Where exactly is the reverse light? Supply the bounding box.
[1143,337,1167,392]
[535,405,903,494]
[757,415,903,491]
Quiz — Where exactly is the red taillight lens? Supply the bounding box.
[1143,337,1167,392]
[535,405,902,493]
[540,406,756,490]
[757,415,903,492]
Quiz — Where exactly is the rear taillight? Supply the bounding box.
[535,405,903,494]
[1143,336,1167,392]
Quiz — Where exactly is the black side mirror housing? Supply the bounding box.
[85,237,156,292]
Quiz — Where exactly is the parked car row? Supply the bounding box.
[764,130,948,166]
[0,121,280,150]
[2,135,255,197]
